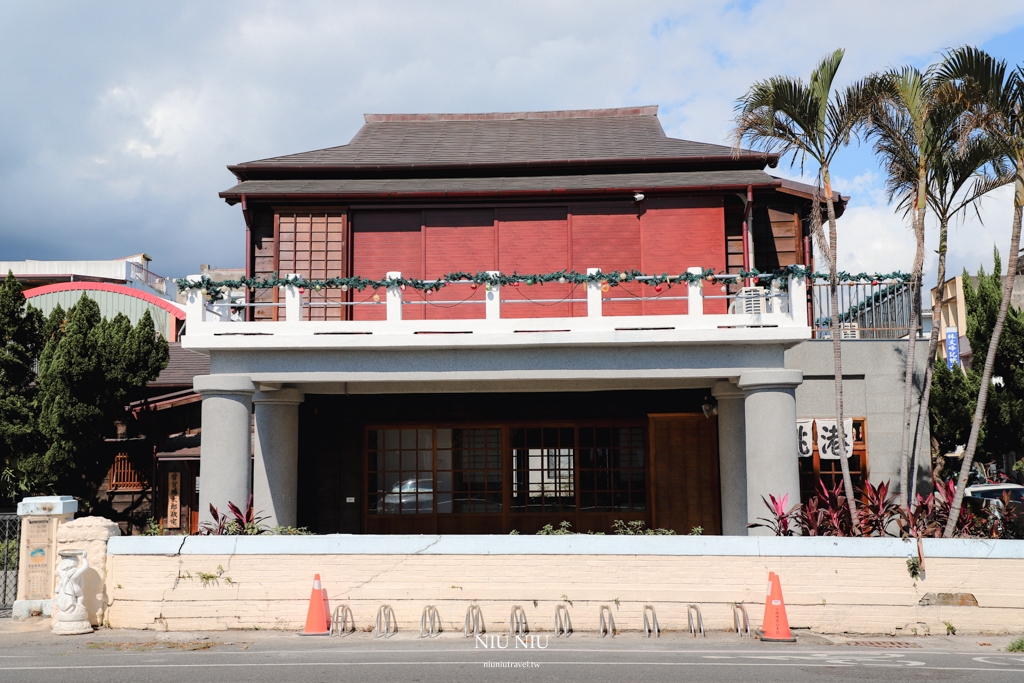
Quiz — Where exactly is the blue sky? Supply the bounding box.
[1,1,1023,281]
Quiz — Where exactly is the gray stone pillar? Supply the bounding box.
[253,388,304,529]
[737,369,803,536]
[195,374,255,526]
[712,381,747,536]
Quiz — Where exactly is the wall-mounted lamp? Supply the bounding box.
[701,398,718,419]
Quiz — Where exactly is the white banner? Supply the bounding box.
[797,419,813,458]
[815,418,853,460]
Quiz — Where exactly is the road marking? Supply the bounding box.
[3,661,1024,672]
[973,656,1024,665]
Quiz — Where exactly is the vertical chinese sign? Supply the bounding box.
[945,326,960,370]
[167,472,181,530]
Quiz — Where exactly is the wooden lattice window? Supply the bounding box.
[108,453,146,491]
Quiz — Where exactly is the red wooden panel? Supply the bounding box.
[497,207,570,318]
[640,199,726,315]
[425,225,494,320]
[571,210,642,317]
[352,231,424,320]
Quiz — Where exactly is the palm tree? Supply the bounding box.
[861,66,942,510]
[909,135,1009,504]
[734,49,868,528]
[862,68,1006,509]
[937,47,1024,537]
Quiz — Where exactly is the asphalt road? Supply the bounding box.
[2,624,1024,683]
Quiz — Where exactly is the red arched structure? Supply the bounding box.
[23,282,186,342]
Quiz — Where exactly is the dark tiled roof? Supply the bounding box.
[221,169,778,201]
[229,107,769,176]
[150,343,209,387]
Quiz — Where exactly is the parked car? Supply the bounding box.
[377,478,453,514]
[965,483,1024,506]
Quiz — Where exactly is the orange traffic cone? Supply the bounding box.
[760,571,796,642]
[299,574,330,636]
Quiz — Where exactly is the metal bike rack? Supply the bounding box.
[732,602,751,638]
[687,604,705,638]
[374,604,397,638]
[464,604,485,638]
[598,605,616,638]
[509,605,529,637]
[553,604,573,638]
[420,604,443,638]
[642,604,660,638]
[330,605,355,636]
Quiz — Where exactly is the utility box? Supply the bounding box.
[13,496,77,619]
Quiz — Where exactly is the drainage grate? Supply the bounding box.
[846,641,920,648]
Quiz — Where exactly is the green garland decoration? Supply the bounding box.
[177,265,912,302]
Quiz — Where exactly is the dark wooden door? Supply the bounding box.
[649,413,721,535]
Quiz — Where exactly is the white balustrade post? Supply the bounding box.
[284,273,302,323]
[587,268,603,318]
[386,271,403,322]
[687,267,704,316]
[788,274,808,326]
[183,276,206,324]
[485,271,501,320]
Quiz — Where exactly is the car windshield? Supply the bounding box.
[390,479,433,493]
[971,487,1024,502]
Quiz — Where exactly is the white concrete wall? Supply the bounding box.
[105,535,1024,635]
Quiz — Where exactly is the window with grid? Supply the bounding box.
[511,427,575,512]
[437,428,502,513]
[367,428,434,515]
[578,426,646,512]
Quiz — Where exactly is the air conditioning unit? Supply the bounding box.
[739,287,765,315]
[840,323,860,339]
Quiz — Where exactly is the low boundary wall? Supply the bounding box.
[105,535,1024,635]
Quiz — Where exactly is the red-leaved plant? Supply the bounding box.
[198,495,270,535]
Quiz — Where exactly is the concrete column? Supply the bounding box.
[253,388,304,529]
[737,369,803,536]
[712,381,747,536]
[194,374,256,526]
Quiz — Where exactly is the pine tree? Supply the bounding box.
[30,297,106,490]
[26,298,168,497]
[0,272,44,499]
[929,252,1024,466]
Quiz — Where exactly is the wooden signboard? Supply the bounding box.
[167,472,181,529]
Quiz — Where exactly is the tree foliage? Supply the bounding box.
[0,272,44,498]
[0,285,169,500]
[930,252,1024,462]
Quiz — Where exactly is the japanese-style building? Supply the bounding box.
[178,106,926,537]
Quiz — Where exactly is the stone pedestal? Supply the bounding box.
[52,516,120,628]
[52,550,93,635]
[13,496,77,619]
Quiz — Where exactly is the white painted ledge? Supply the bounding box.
[107,534,1024,559]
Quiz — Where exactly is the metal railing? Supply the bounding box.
[184,268,811,330]
[1,514,19,617]
[128,261,168,294]
[811,281,915,339]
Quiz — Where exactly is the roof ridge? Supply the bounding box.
[363,106,658,123]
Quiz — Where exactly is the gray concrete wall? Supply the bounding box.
[786,339,932,494]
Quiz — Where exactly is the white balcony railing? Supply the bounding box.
[180,268,811,350]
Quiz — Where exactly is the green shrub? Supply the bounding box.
[1007,636,1024,652]
[1,539,18,571]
